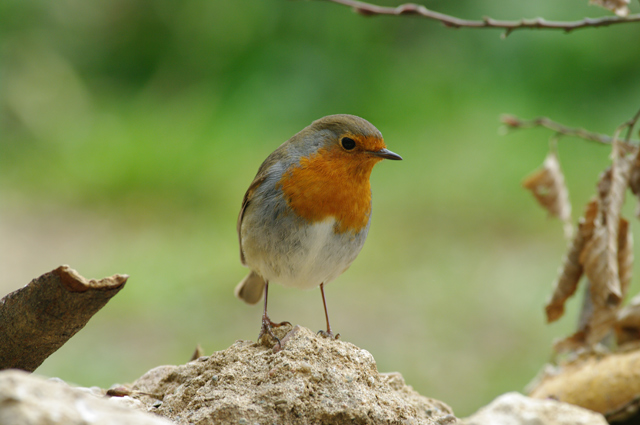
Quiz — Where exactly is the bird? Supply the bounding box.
[235,114,402,344]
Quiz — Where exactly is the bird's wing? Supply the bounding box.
[237,174,266,266]
[237,143,292,266]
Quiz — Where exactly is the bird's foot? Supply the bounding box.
[317,329,340,340]
[258,316,291,348]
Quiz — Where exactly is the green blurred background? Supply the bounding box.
[2,0,640,416]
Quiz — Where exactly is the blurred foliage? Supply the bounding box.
[2,0,640,417]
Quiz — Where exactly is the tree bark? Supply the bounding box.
[0,265,128,372]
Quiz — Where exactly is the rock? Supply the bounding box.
[461,392,607,425]
[528,349,640,421]
[0,369,173,425]
[132,325,456,424]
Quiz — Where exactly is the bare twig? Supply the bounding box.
[622,106,640,143]
[318,0,640,36]
[501,114,640,146]
[0,265,128,372]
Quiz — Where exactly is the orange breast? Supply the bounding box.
[278,147,379,234]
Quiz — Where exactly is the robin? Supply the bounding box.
[235,114,402,344]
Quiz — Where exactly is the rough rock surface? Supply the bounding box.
[528,349,640,419]
[132,325,456,425]
[0,369,172,425]
[461,392,607,425]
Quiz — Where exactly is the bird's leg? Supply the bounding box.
[317,283,340,339]
[258,281,290,347]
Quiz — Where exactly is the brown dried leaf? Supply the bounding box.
[590,0,630,16]
[106,386,132,397]
[545,200,598,323]
[584,299,619,346]
[553,330,587,353]
[581,141,633,307]
[580,222,622,306]
[628,156,640,196]
[606,141,633,219]
[615,216,637,346]
[572,218,621,349]
[559,142,635,350]
[628,150,640,218]
[554,280,620,352]
[555,140,636,352]
[523,151,572,239]
[555,219,632,351]
[618,217,633,298]
[190,344,204,361]
[597,167,612,204]
[616,294,640,345]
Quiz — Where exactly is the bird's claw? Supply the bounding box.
[258,317,291,348]
[317,329,340,340]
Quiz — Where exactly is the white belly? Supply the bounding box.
[242,217,364,290]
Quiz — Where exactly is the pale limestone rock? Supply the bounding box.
[0,369,172,425]
[462,392,607,425]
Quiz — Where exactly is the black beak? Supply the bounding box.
[372,148,402,161]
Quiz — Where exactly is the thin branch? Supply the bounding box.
[501,114,640,146]
[319,0,640,36]
[622,106,640,143]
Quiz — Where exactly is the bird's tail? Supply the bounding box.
[234,270,266,305]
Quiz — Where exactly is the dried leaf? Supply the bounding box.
[106,385,163,399]
[584,300,619,346]
[605,139,633,222]
[597,167,612,204]
[618,217,633,298]
[569,142,634,349]
[590,0,630,16]
[523,151,572,239]
[581,141,633,307]
[190,344,204,361]
[553,330,587,353]
[615,216,637,346]
[554,280,620,352]
[628,157,640,196]
[580,223,622,305]
[628,151,640,218]
[555,139,636,352]
[573,216,621,348]
[616,294,640,345]
[106,386,132,397]
[545,200,598,323]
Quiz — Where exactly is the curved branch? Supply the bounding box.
[501,115,640,146]
[319,0,640,36]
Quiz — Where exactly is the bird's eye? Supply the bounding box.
[341,137,356,150]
